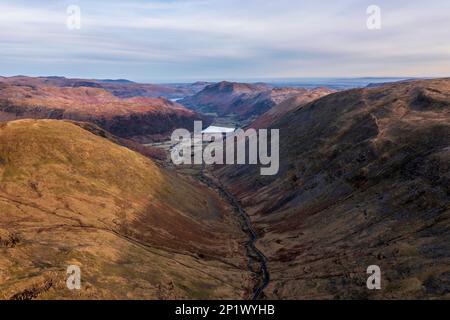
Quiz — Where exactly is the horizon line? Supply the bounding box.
[1,74,440,85]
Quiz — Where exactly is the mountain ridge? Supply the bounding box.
[180,81,334,123]
[0,78,211,142]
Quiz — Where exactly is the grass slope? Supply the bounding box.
[0,119,250,299]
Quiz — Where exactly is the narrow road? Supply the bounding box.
[198,165,270,300]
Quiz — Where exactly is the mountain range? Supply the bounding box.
[0,76,448,300]
[180,81,334,124]
[0,76,208,99]
[0,76,211,143]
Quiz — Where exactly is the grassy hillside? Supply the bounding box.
[0,119,250,299]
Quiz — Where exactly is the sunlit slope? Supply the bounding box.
[0,119,250,299]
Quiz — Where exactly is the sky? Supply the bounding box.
[0,0,449,82]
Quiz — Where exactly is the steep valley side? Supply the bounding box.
[0,119,252,299]
[216,78,450,299]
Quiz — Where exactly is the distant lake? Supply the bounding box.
[202,126,235,134]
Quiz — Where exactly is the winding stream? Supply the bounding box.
[199,165,270,300]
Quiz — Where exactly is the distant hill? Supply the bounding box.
[179,81,322,122]
[0,77,211,142]
[0,119,250,299]
[98,79,136,84]
[0,75,205,99]
[216,78,450,299]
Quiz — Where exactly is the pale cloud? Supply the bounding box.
[0,0,449,81]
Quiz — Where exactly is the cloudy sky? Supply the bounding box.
[0,0,449,82]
